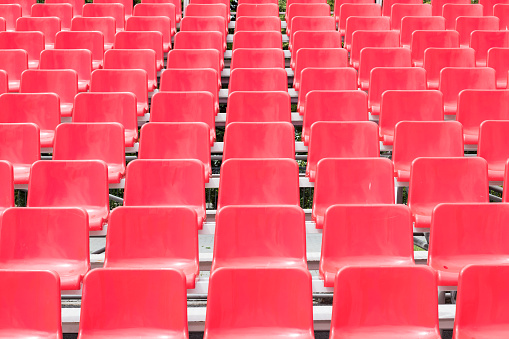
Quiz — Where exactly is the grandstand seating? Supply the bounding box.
[338,3,382,36]
[0,4,21,31]
[289,16,335,49]
[125,16,173,52]
[424,47,475,89]
[71,17,116,50]
[0,49,26,91]
[237,3,279,16]
[334,0,374,23]
[46,0,85,16]
[410,30,459,67]
[141,0,182,23]
[104,49,158,91]
[95,0,133,18]
[180,16,227,50]
[226,91,291,124]
[174,31,224,68]
[40,49,92,92]
[344,16,390,51]
[232,30,282,49]
[442,3,483,29]
[293,48,348,90]
[55,31,105,70]
[15,16,60,49]
[286,3,331,36]
[0,123,39,184]
[191,0,230,20]
[382,0,422,15]
[235,16,281,31]
[358,47,412,90]
[478,120,509,182]
[494,3,509,28]
[133,4,177,35]
[350,30,399,69]
[114,31,165,71]
[167,49,221,88]
[291,31,342,69]
[229,67,287,93]
[82,3,125,33]
[400,16,446,48]
[0,160,13,217]
[390,3,432,31]
[185,4,228,26]
[455,16,500,47]
[0,31,44,69]
[231,48,285,69]
[471,31,509,66]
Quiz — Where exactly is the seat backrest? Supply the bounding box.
[0,123,40,168]
[40,49,92,84]
[180,16,226,48]
[232,31,282,49]
[400,16,446,47]
[286,3,330,34]
[333,0,374,21]
[410,29,459,66]
[104,49,157,85]
[166,49,220,87]
[71,16,116,45]
[0,31,44,67]
[237,3,279,16]
[442,3,483,29]
[338,3,382,32]
[290,16,335,45]
[423,47,475,89]
[471,30,509,67]
[95,0,133,16]
[455,16,500,47]
[46,0,85,16]
[229,68,287,93]
[185,3,227,22]
[15,17,61,45]
[431,0,469,16]
[133,3,176,24]
[231,48,284,69]
[115,31,164,66]
[487,47,509,88]
[358,47,412,90]
[383,0,423,15]
[294,48,348,89]
[291,31,341,67]
[478,120,509,170]
[482,0,509,15]
[235,16,281,31]
[173,31,223,54]
[125,16,171,47]
[82,3,125,30]
[225,91,291,124]
[141,0,182,18]
[0,160,13,211]
[390,3,432,30]
[0,0,35,17]
[190,0,230,17]
[0,49,26,86]
[20,69,78,107]
[55,31,104,66]
[90,69,148,110]
[0,4,21,30]
[494,3,509,28]
[350,30,399,68]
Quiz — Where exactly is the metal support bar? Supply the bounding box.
[109,194,123,203]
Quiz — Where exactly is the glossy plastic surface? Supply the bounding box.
[104,49,157,91]
[180,16,226,50]
[0,123,39,184]
[235,16,281,32]
[346,17,390,52]
[167,49,221,89]
[229,68,287,93]
[338,3,382,35]
[46,0,85,16]
[334,0,373,22]
[191,0,230,19]
[286,3,330,36]
[487,47,509,88]
[71,17,116,50]
[293,48,347,90]
[15,16,60,48]
[115,31,164,71]
[350,30,399,69]
[390,4,432,31]
[401,16,445,49]
[383,0,423,15]
[424,48,475,89]
[133,3,177,35]
[494,3,509,28]
[126,16,172,52]
[482,0,509,15]
[471,30,509,66]
[82,3,125,32]
[55,31,104,70]
[478,120,509,181]
[95,0,133,17]
[40,49,92,92]
[141,0,182,22]
[456,16,500,47]
[232,31,282,49]
[226,91,291,124]
[237,3,279,16]
[0,4,21,30]
[185,4,228,29]
[410,29,458,67]
[0,49,26,91]
[0,31,44,69]
[291,31,341,69]
[173,31,224,68]
[0,160,13,216]
[231,48,284,70]
[431,0,469,16]
[443,3,482,29]
[0,0,35,17]
[358,47,411,90]
[0,69,7,94]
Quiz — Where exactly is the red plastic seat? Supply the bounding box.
[320,204,414,287]
[302,90,368,145]
[71,16,115,50]
[486,0,509,15]
[0,270,62,339]
[345,16,390,51]
[293,48,348,90]
[167,49,221,89]
[204,267,313,339]
[0,160,12,218]
[78,268,188,339]
[138,122,211,182]
[125,16,172,52]
[478,120,509,181]
[82,3,125,33]
[173,31,224,69]
[232,31,282,49]
[123,159,206,228]
[104,207,199,289]
[141,0,182,23]
[456,16,500,47]
[0,123,39,184]
[410,30,459,67]
[15,16,61,49]
[237,3,279,16]
[28,160,109,230]
[429,203,509,286]
[150,91,216,145]
[229,68,287,94]
[443,3,483,29]
[39,49,92,92]
[185,4,228,28]
[235,16,281,31]
[424,47,475,89]
[90,69,148,116]
[0,31,44,69]
[408,157,489,229]
[212,206,307,271]
[0,69,8,94]
[393,121,464,182]
[390,4,432,31]
[431,0,469,16]
[383,0,423,15]
[358,47,412,90]
[0,207,89,290]
[217,158,300,209]
[104,49,157,91]
[226,91,291,124]
[331,266,441,339]
[313,158,394,228]
[0,4,21,30]
[0,49,26,92]
[286,3,330,36]
[487,47,509,88]
[307,122,379,181]
[133,3,176,36]
[333,0,374,22]
[291,31,341,69]
[471,31,509,67]
[55,31,104,70]
[289,16,335,49]
[494,3,509,28]
[190,0,230,20]
[180,16,227,50]
[286,0,324,15]
[46,0,85,16]
[0,0,35,17]
[350,30,399,69]
[298,68,357,115]
[31,4,73,31]
[400,16,446,48]
[74,92,138,147]
[231,48,284,70]
[95,0,133,17]
[338,3,382,36]
[115,31,164,71]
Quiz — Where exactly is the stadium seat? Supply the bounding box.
[408,157,489,229]
[383,0,423,15]
[15,16,61,49]
[104,49,157,91]
[0,49,26,91]
[185,4,228,28]
[471,31,509,66]
[429,203,509,286]
[443,3,483,29]
[125,16,172,52]
[369,67,426,115]
[55,31,104,70]
[331,266,441,339]
[410,30,459,66]
[212,206,307,271]
[313,158,394,228]
[393,121,464,182]
[358,47,412,90]
[123,159,206,228]
[338,3,382,36]
[78,268,188,339]
[487,47,509,88]
[235,16,281,32]
[0,31,44,69]
[350,30,399,69]
[345,16,390,51]
[173,31,224,69]
[302,90,368,145]
[400,16,446,48]
[229,68,287,93]
[237,3,279,16]
[167,49,221,89]
[286,3,330,37]
[180,16,227,50]
[191,0,230,20]
[0,123,39,184]
[291,31,341,69]
[456,16,500,47]
[0,4,21,31]
[217,159,300,209]
[230,48,284,70]
[28,160,109,230]
[74,92,138,147]
[71,16,115,50]
[494,3,509,28]
[289,16,335,49]
[0,207,89,290]
[225,91,291,124]
[483,0,509,15]
[104,207,199,289]
[390,4,432,31]
[138,122,212,182]
[478,120,509,182]
[40,49,92,92]
[82,3,125,33]
[293,48,348,90]
[46,0,85,16]
[90,69,148,116]
[424,47,476,89]
[286,0,323,15]
[320,205,414,287]
[0,0,35,17]
[115,31,164,71]
[232,31,282,49]
[150,91,216,145]
[0,270,62,338]
[133,3,177,35]
[32,4,73,31]
[0,93,60,148]
[334,0,373,22]
[431,0,470,16]
[95,0,133,18]
[141,0,182,23]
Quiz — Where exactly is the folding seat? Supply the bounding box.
[0,270,62,339]
[320,205,414,287]
[46,0,85,16]
[408,157,488,230]
[400,16,446,48]
[236,3,279,16]
[28,160,109,230]
[15,17,61,49]
[232,31,282,49]
[0,49,26,92]
[338,3,382,36]
[424,47,475,89]
[471,31,509,67]
[229,68,287,94]
[410,30,459,66]
[31,4,73,31]
[125,16,172,52]
[167,49,221,89]
[393,121,464,183]
[488,48,509,89]
[442,3,483,29]
[78,268,188,339]
[138,122,212,182]
[104,207,199,289]
[173,31,224,69]
[440,67,496,116]
[350,31,399,69]
[123,159,206,228]
[71,16,116,50]
[0,93,60,148]
[382,0,423,15]
[344,16,390,51]
[90,69,149,116]
[358,47,412,90]
[204,267,313,339]
[133,4,177,35]
[456,16,500,47]
[39,49,92,92]
[0,0,35,17]
[95,0,133,18]
[230,48,285,70]
[333,0,373,23]
[180,16,227,50]
[0,4,21,31]
[428,203,509,287]
[431,0,470,16]
[307,122,379,181]
[390,3,432,31]
[0,31,44,69]
[82,3,125,33]
[494,3,509,29]
[217,159,300,209]
[235,16,281,31]
[313,158,394,228]
[286,3,331,37]
[55,31,105,70]
[185,4,228,33]
[286,0,324,16]
[289,16,334,50]
[114,31,164,71]
[141,0,182,23]
[293,49,348,90]
[212,206,307,271]
[331,266,441,339]
[0,207,89,290]
[0,123,39,185]
[0,160,12,217]
[454,264,509,339]
[104,49,157,91]
[190,0,230,20]
[478,121,509,182]
[291,31,341,69]
[74,92,139,147]
[225,91,291,124]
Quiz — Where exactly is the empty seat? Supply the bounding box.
[483,0,509,15]
[28,160,109,230]
[443,3,483,29]
[141,0,182,23]
[286,0,323,15]
[235,16,280,31]
[344,16,390,51]
[291,31,341,69]
[180,16,227,50]
[456,16,500,47]
[471,31,509,66]
[286,3,330,36]
[320,205,414,287]
[408,157,489,229]
[410,30,459,67]
[494,3,509,29]
[431,0,470,16]
[232,31,282,49]
[185,4,228,28]
[383,0,423,15]
[114,31,164,71]
[55,31,105,70]
[123,159,206,228]
[78,268,188,339]
[0,4,21,31]
[125,16,172,52]
[39,49,92,92]
[400,16,446,48]
[226,91,291,124]
[358,47,412,90]
[237,3,279,16]
[478,120,509,181]
[71,16,116,50]
[0,0,35,17]
[82,3,125,33]
[231,48,284,70]
[0,270,62,339]
[0,123,39,184]
[173,31,224,69]
[350,30,399,69]
[331,266,441,339]
[229,68,287,93]
[46,0,85,16]
[338,3,382,36]
[217,158,299,209]
[313,158,394,228]
[424,47,476,89]
[0,49,26,92]
[167,49,221,89]
[0,160,13,217]
[104,207,199,289]
[0,31,44,69]
[0,207,89,290]
[390,3,432,31]
[334,0,374,22]
[95,0,133,17]
[133,3,177,35]
[289,16,335,49]
[293,48,348,90]
[488,47,509,88]
[190,0,230,20]
[104,49,157,91]
[15,17,61,49]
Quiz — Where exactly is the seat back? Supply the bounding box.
[424,47,476,89]
[291,31,341,67]
[95,0,133,16]
[0,49,26,89]
[294,48,348,89]
[290,16,335,46]
[141,0,182,20]
[338,3,382,33]
[286,3,330,35]
[125,16,172,49]
[232,31,282,49]
[133,3,177,28]
[0,160,13,211]
[0,0,35,17]
[350,30,399,68]
[494,3,509,28]
[455,16,499,47]
[166,49,221,87]
[0,31,44,68]
[478,120,509,176]
[174,31,223,55]
[442,3,483,29]
[15,17,61,46]
[390,3,432,30]
[358,47,412,90]
[0,123,40,170]
[229,68,287,93]
[383,0,423,15]
[231,48,285,69]
[226,91,291,124]
[82,3,125,31]
[487,47,509,88]
[185,3,228,23]
[71,16,116,45]
[235,16,281,31]
[180,16,226,48]
[40,49,92,86]
[431,0,469,16]
[471,30,509,66]
[400,16,445,47]
[55,31,104,68]
[0,4,21,30]
[46,0,85,16]
[115,31,164,67]
[237,3,279,16]
[104,49,157,88]
[410,29,459,66]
